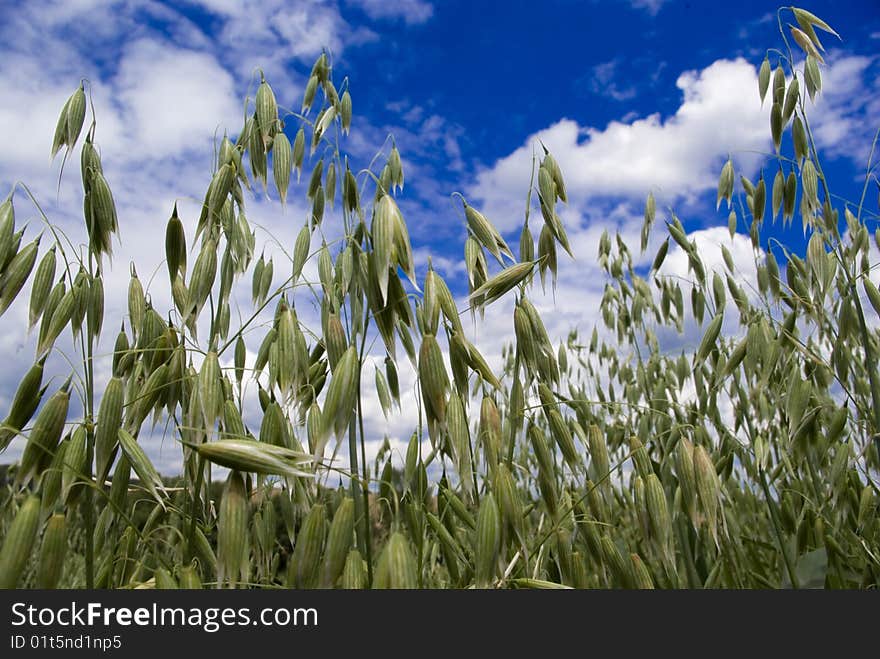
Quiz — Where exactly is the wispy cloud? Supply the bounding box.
[198,0,378,75]
[629,0,668,17]
[736,11,776,44]
[346,0,433,25]
[581,59,639,102]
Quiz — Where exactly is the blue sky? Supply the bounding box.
[0,0,878,474]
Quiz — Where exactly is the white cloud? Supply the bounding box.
[184,0,378,77]
[586,60,638,102]
[468,53,878,241]
[470,58,771,233]
[346,0,433,24]
[115,40,242,159]
[629,0,667,16]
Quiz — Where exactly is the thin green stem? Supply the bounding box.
[186,455,207,564]
[356,312,374,584]
[758,468,799,588]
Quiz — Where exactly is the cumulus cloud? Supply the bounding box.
[115,40,242,159]
[468,53,876,241]
[346,0,433,24]
[468,58,775,235]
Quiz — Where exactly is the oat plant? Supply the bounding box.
[0,6,878,589]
